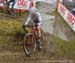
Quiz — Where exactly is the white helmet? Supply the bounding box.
[29,7,37,14]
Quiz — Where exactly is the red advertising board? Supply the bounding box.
[58,3,75,31]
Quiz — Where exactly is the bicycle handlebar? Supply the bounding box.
[23,24,38,31]
[25,24,38,27]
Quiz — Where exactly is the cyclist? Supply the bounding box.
[23,7,42,49]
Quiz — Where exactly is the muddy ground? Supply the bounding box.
[0,1,75,63]
[0,2,56,63]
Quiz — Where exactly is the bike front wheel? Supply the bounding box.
[23,33,36,57]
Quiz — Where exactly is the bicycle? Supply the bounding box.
[23,24,43,57]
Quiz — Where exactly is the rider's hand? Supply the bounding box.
[22,25,25,29]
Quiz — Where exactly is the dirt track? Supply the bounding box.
[0,1,75,63]
[0,33,55,63]
[0,2,56,63]
[0,3,54,63]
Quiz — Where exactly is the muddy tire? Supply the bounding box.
[23,33,36,57]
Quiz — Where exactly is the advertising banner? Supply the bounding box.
[58,3,75,31]
[0,0,35,10]
[14,0,30,10]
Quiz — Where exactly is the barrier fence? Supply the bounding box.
[57,0,75,32]
[0,0,35,16]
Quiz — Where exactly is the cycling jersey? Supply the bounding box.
[24,12,42,25]
[31,14,39,23]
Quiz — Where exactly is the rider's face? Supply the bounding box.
[31,12,36,16]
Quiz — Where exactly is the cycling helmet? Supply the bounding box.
[29,7,37,14]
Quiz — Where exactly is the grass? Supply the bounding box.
[0,11,29,53]
[0,15,26,53]
[46,34,75,61]
[53,9,75,41]
[0,7,29,14]
[47,10,75,61]
[0,19,24,35]
[0,8,75,62]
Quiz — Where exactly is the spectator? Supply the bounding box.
[6,0,15,14]
[71,8,75,16]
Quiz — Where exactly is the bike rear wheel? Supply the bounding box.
[23,33,36,57]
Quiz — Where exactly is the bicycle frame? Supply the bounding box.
[25,25,38,43]
[25,25,38,34]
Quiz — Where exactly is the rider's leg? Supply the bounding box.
[12,1,15,9]
[37,25,42,39]
[10,2,15,15]
[6,1,11,14]
[37,25,42,49]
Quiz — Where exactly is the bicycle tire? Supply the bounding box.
[23,33,36,57]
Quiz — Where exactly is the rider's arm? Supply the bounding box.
[24,15,31,25]
[37,12,42,25]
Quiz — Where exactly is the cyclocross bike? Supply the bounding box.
[23,24,43,57]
